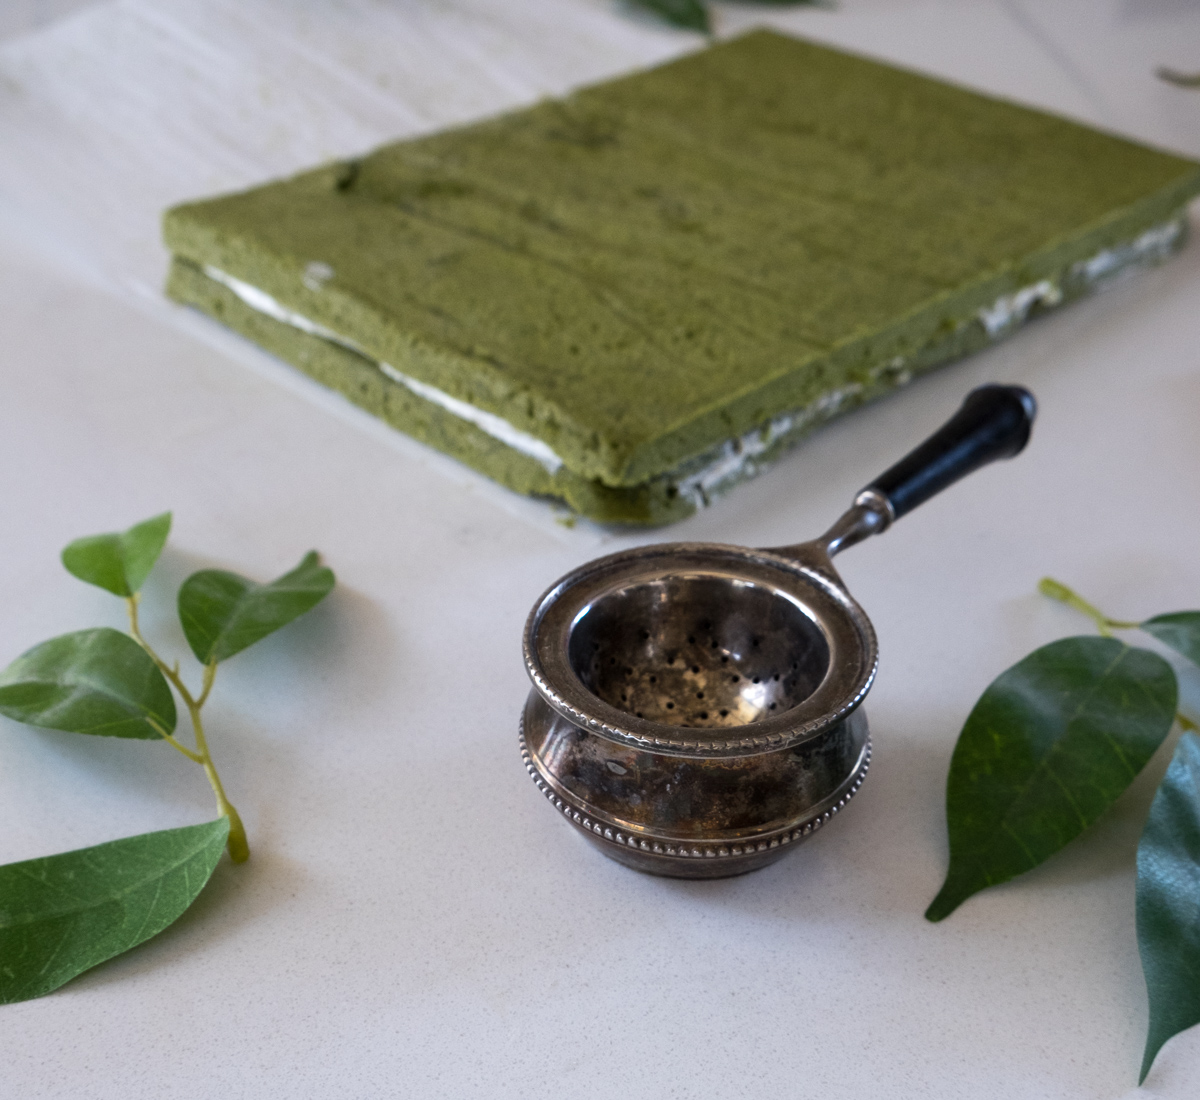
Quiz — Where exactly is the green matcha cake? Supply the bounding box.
[164,30,1200,524]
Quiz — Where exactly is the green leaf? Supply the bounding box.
[1136,729,1200,1083]
[1157,67,1200,89]
[0,819,229,1003]
[177,551,335,664]
[0,628,175,739]
[1141,611,1200,667]
[61,512,171,597]
[927,636,1177,921]
[624,0,710,33]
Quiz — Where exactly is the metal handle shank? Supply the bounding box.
[864,383,1036,520]
[772,384,1036,567]
[788,384,1037,564]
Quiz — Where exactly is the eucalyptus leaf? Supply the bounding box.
[1141,611,1200,668]
[0,819,229,1003]
[926,636,1177,921]
[61,512,171,597]
[1136,729,1200,1083]
[624,0,710,33]
[177,551,335,664]
[0,628,175,739]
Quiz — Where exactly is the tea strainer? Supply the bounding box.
[520,384,1036,877]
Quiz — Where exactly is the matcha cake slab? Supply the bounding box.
[164,29,1200,525]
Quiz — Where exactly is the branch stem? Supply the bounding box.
[1037,578,1140,636]
[126,596,248,862]
[158,730,204,764]
[190,699,248,862]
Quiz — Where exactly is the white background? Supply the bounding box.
[1,2,1199,1097]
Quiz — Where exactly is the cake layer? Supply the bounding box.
[167,207,1188,524]
[167,257,692,524]
[164,30,1200,513]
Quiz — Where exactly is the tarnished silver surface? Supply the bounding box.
[521,500,888,878]
[520,693,870,877]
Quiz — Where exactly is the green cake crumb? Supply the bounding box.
[164,29,1200,525]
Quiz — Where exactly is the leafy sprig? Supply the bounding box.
[623,0,823,36]
[927,578,1200,1082]
[0,513,334,1002]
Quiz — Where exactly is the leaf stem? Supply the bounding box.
[187,699,249,862]
[127,594,199,706]
[126,596,248,862]
[155,727,204,764]
[195,659,216,709]
[1037,577,1140,636]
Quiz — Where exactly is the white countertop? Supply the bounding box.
[1,2,1199,1097]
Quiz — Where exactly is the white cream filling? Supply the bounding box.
[204,266,359,347]
[681,217,1185,507]
[978,279,1063,338]
[676,385,864,508]
[201,215,1184,508]
[202,265,564,474]
[375,362,563,473]
[1071,218,1184,284]
[977,217,1185,338]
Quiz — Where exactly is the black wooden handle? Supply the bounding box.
[864,384,1036,520]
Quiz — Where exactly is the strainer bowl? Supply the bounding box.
[521,542,877,876]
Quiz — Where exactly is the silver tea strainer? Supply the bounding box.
[520,384,1036,878]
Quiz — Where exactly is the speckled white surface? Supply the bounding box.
[1,2,1200,1097]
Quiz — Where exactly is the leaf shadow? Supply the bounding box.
[139,544,400,721]
[8,726,205,818]
[1117,0,1199,22]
